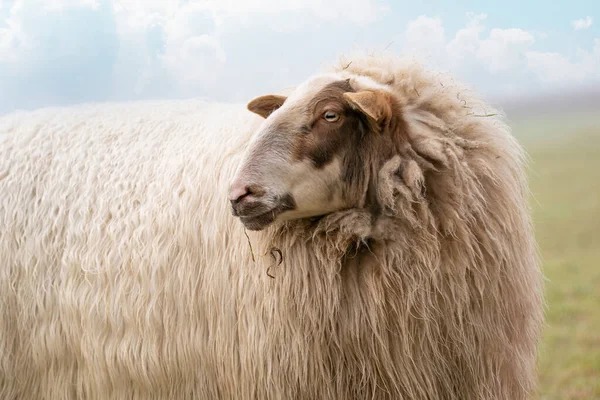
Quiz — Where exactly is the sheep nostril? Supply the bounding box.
[229,185,253,205]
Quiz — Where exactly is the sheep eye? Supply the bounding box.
[323,111,340,122]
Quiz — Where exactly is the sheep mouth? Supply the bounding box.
[239,209,279,231]
[234,193,297,231]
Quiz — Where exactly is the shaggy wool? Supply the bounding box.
[0,55,544,400]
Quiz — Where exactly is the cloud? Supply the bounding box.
[109,0,388,97]
[476,28,534,73]
[572,16,593,30]
[400,13,600,98]
[0,0,118,111]
[525,52,585,83]
[404,13,535,74]
[44,0,100,10]
[525,39,600,87]
[111,2,225,95]
[1,2,600,114]
[111,0,387,30]
[197,0,388,26]
[405,15,446,56]
[446,12,487,64]
[0,0,389,112]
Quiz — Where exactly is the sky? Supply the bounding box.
[0,0,598,114]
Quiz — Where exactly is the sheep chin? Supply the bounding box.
[239,211,278,231]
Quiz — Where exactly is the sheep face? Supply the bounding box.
[229,73,401,231]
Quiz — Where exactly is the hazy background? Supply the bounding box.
[1,0,599,113]
[1,1,599,398]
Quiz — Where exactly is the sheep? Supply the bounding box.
[0,55,544,400]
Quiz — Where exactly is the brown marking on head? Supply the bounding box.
[290,80,409,207]
[289,79,366,169]
[288,80,407,167]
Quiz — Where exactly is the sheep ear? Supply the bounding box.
[247,95,287,119]
[343,90,392,123]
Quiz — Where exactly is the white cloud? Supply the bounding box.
[403,15,446,66]
[0,7,28,65]
[476,28,534,73]
[2,2,600,113]
[160,31,226,90]
[400,13,600,97]
[112,2,225,92]
[405,15,446,49]
[525,52,585,83]
[404,13,535,74]
[112,0,387,28]
[572,16,593,30]
[196,0,387,26]
[0,0,100,65]
[2,0,389,96]
[526,39,600,86]
[43,0,100,11]
[109,0,388,95]
[446,12,487,64]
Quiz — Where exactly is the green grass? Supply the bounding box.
[512,113,600,400]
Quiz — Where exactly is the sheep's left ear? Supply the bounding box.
[343,90,392,124]
[247,94,287,119]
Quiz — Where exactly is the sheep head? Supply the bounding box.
[229,73,410,231]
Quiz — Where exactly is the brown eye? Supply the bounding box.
[323,111,340,122]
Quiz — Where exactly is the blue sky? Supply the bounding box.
[0,0,598,114]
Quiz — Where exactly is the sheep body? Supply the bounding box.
[0,57,543,400]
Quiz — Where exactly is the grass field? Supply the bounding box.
[511,112,600,400]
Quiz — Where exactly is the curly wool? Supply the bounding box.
[0,55,543,400]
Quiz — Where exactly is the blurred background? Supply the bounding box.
[1,1,598,398]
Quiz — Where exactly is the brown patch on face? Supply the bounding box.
[291,80,408,168]
[289,79,409,212]
[292,80,369,169]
